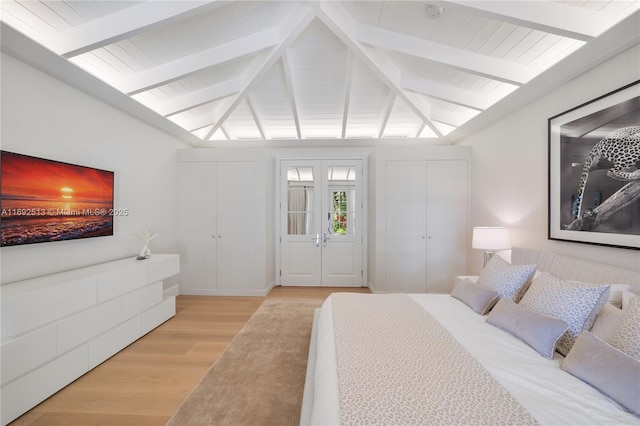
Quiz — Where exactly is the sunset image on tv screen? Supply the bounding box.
[1,151,114,246]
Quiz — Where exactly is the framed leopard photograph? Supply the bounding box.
[548,80,640,249]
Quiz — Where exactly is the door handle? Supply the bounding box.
[323,233,331,247]
[312,233,320,247]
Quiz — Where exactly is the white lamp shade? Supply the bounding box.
[472,227,511,250]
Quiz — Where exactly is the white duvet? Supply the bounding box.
[306,294,639,426]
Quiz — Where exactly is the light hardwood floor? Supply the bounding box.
[9,286,369,426]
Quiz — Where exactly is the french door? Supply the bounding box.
[279,159,363,287]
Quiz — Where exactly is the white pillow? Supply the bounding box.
[590,303,624,342]
[518,272,609,356]
[475,255,536,302]
[610,295,640,360]
[607,284,630,308]
[568,280,611,333]
[622,290,638,310]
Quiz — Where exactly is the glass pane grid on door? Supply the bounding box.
[330,190,356,235]
[287,188,314,236]
[287,166,315,236]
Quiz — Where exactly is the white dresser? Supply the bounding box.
[0,254,179,425]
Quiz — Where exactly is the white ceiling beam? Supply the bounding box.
[168,103,228,131]
[378,93,396,138]
[357,24,532,86]
[441,0,605,41]
[119,27,280,95]
[204,3,317,140]
[430,108,472,128]
[199,54,266,134]
[155,77,242,117]
[318,0,442,138]
[342,51,355,139]
[365,45,437,135]
[220,126,231,140]
[175,108,222,132]
[54,1,225,58]
[0,22,204,146]
[281,52,302,139]
[447,10,640,143]
[401,74,498,111]
[246,95,266,140]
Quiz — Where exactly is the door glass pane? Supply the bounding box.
[328,167,356,235]
[287,167,314,235]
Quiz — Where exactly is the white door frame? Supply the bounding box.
[275,155,368,287]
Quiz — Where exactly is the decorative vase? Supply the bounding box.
[133,228,157,260]
[139,244,151,258]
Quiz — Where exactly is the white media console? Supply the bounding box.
[0,254,180,425]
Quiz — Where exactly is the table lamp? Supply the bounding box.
[472,227,511,267]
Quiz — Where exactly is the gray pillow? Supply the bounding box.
[486,298,568,359]
[562,331,640,416]
[518,272,609,355]
[475,255,536,302]
[451,279,499,315]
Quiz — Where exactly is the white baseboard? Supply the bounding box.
[367,282,382,293]
[179,287,273,297]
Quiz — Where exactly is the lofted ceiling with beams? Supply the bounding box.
[1,1,639,146]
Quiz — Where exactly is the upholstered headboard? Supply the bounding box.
[511,247,640,294]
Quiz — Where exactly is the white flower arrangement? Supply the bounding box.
[133,228,157,258]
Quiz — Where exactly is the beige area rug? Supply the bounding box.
[167,297,323,426]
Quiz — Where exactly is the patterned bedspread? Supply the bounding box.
[332,293,537,425]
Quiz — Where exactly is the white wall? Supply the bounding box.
[462,44,640,274]
[1,53,188,284]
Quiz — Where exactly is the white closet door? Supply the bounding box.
[178,161,258,294]
[426,160,468,293]
[385,159,468,293]
[216,162,257,291]
[178,162,217,294]
[385,160,428,293]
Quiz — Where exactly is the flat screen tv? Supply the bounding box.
[1,151,114,247]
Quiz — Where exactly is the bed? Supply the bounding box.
[300,247,640,425]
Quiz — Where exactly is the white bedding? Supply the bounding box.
[306,294,639,426]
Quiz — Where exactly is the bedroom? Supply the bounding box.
[1,1,639,424]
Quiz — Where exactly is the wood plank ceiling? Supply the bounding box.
[1,1,638,146]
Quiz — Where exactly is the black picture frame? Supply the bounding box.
[548,80,640,250]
